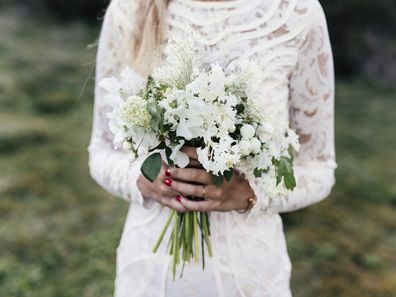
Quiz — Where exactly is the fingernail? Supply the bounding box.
[176,195,182,202]
[165,168,171,177]
[164,179,173,187]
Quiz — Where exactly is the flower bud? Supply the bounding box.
[250,137,261,154]
[239,139,251,156]
[122,141,132,151]
[240,124,255,139]
[228,125,236,133]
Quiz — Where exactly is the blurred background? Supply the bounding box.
[0,0,395,296]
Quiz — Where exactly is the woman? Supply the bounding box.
[88,0,337,296]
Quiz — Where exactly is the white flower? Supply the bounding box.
[250,138,261,154]
[169,140,190,168]
[120,96,151,128]
[152,30,202,88]
[240,124,255,139]
[197,137,240,175]
[98,67,145,98]
[239,139,251,156]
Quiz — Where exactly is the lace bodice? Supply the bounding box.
[88,0,336,215]
[88,0,336,296]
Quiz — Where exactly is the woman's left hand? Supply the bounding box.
[167,147,255,212]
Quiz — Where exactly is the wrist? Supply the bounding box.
[236,191,257,214]
[136,174,151,201]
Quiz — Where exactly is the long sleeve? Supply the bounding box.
[244,1,337,217]
[268,3,337,213]
[88,0,148,205]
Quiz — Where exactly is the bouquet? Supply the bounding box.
[99,33,300,279]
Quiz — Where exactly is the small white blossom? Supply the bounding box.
[250,138,261,154]
[239,139,251,156]
[240,124,255,139]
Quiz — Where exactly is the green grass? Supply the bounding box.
[285,80,396,297]
[0,10,395,297]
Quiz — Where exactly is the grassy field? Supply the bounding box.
[0,12,395,297]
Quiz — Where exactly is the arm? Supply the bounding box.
[88,0,146,205]
[88,0,186,212]
[267,2,337,213]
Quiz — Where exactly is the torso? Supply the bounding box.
[116,1,317,296]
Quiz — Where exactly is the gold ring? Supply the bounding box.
[202,185,206,199]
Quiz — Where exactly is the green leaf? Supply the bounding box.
[148,141,166,152]
[224,170,233,182]
[214,175,224,187]
[254,168,263,178]
[141,153,162,182]
[236,104,245,114]
[165,147,174,166]
[273,157,296,190]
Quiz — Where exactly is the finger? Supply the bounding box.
[161,196,189,212]
[158,182,180,198]
[171,181,222,200]
[169,167,214,184]
[187,159,203,168]
[179,196,219,212]
[181,146,198,160]
[170,180,204,198]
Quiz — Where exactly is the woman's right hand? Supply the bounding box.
[136,161,188,212]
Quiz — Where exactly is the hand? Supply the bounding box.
[136,161,189,212]
[168,147,255,212]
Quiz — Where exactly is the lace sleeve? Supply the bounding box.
[268,2,337,213]
[88,0,148,206]
[243,1,337,216]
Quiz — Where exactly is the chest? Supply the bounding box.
[167,0,312,83]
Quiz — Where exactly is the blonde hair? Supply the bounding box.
[132,0,171,76]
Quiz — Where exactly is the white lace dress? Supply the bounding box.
[88,0,337,296]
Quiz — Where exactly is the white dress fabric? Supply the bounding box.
[88,0,337,296]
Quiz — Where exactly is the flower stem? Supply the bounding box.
[172,212,180,280]
[152,209,175,253]
[193,212,200,263]
[202,212,212,257]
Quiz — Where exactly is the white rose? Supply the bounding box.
[250,138,261,154]
[239,139,251,156]
[240,124,255,139]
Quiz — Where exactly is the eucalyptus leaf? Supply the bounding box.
[273,157,296,190]
[141,152,162,182]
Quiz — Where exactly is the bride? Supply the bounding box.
[88,0,337,296]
